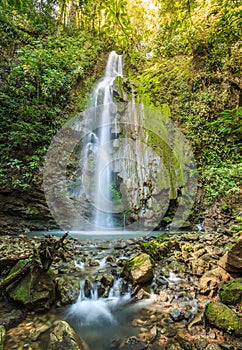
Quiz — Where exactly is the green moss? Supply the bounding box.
[0,325,6,350]
[24,206,40,215]
[205,302,242,335]
[180,242,193,252]
[127,253,151,270]
[143,238,176,260]
[219,278,242,306]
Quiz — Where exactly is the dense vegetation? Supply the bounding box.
[0,0,241,227]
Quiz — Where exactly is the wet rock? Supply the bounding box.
[100,273,115,287]
[132,287,150,300]
[127,253,153,284]
[114,241,127,249]
[218,239,242,274]
[0,325,5,350]
[219,278,242,305]
[83,279,92,298]
[166,260,188,275]
[99,242,110,249]
[123,338,148,350]
[205,302,242,335]
[111,336,148,349]
[47,320,89,350]
[0,308,26,329]
[169,309,184,322]
[6,262,55,311]
[55,276,80,305]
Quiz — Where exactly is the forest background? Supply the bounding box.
[0,0,241,230]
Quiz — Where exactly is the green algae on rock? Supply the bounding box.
[205,302,242,335]
[127,253,154,284]
[6,261,55,311]
[219,278,242,306]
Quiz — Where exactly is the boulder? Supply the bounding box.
[55,276,80,305]
[205,302,242,335]
[6,261,55,311]
[199,267,231,296]
[0,326,5,350]
[48,320,89,350]
[218,239,242,274]
[127,253,153,284]
[0,308,25,329]
[219,278,242,305]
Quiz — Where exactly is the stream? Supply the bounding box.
[2,229,242,350]
[30,230,159,350]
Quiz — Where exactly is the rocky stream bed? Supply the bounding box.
[0,227,241,350]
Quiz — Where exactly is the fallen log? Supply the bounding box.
[0,259,32,291]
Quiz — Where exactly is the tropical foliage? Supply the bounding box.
[0,0,241,218]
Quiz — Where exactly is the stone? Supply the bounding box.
[0,308,25,329]
[100,273,115,287]
[114,241,127,249]
[164,327,177,337]
[205,302,242,335]
[128,253,154,284]
[218,239,242,274]
[142,239,177,260]
[47,320,89,350]
[219,278,242,305]
[0,325,5,350]
[205,344,221,350]
[170,309,184,322]
[6,262,55,311]
[55,276,80,305]
[199,267,231,295]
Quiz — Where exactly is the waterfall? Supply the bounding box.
[73,51,123,229]
[92,51,123,228]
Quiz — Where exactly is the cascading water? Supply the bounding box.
[92,51,123,228]
[73,51,123,229]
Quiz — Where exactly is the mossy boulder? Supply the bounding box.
[6,260,55,311]
[127,253,153,284]
[142,238,177,260]
[0,325,5,350]
[219,278,242,305]
[205,302,242,335]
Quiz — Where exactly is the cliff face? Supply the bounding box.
[110,101,197,230]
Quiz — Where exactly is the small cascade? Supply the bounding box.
[67,278,130,328]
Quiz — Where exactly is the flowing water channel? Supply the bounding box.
[39,231,158,350]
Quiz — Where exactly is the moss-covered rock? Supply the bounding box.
[6,261,55,311]
[219,278,242,306]
[142,239,177,260]
[0,325,5,350]
[205,302,242,335]
[127,253,153,284]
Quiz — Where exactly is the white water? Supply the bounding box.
[66,278,155,349]
[91,51,123,229]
